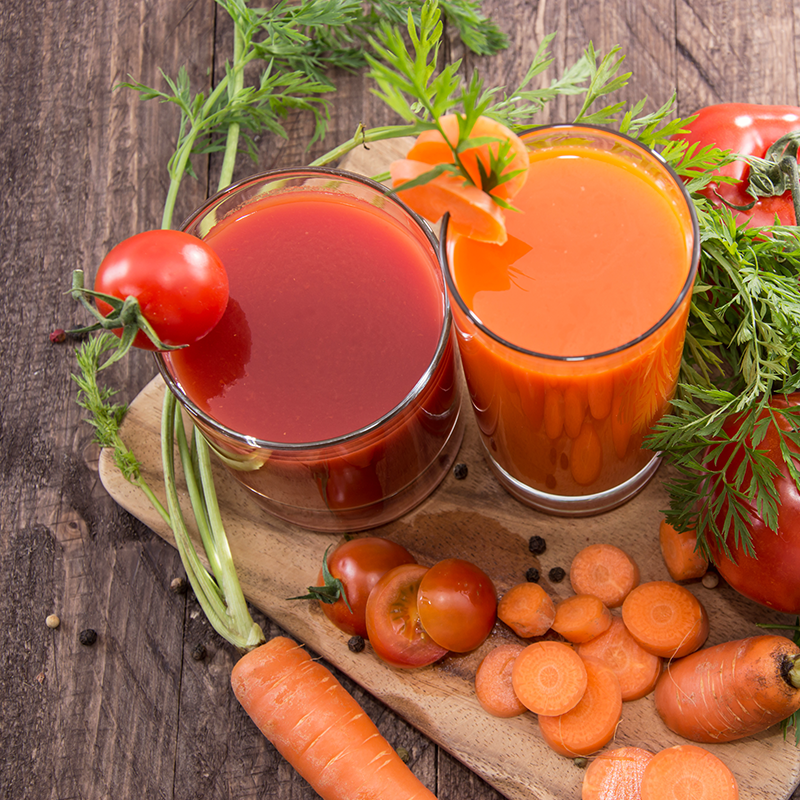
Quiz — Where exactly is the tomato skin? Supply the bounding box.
[365,563,448,668]
[674,103,800,227]
[416,559,497,652]
[706,393,800,613]
[317,538,417,638]
[94,229,229,349]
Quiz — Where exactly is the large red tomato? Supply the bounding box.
[706,393,800,613]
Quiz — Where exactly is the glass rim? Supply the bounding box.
[440,122,701,363]
[155,165,453,452]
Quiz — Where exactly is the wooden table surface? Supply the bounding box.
[3,1,800,798]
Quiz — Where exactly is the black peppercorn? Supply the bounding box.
[525,567,540,583]
[348,635,366,653]
[453,462,469,480]
[528,535,547,555]
[192,643,207,661]
[548,566,566,583]
[79,628,98,646]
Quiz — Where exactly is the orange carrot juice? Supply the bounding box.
[444,125,698,515]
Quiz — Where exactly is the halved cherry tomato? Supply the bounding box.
[94,229,229,349]
[416,558,497,652]
[365,563,448,668]
[309,537,417,638]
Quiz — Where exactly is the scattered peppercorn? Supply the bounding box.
[49,329,66,343]
[79,628,98,646]
[36,672,46,684]
[348,635,366,653]
[528,535,547,555]
[525,567,540,583]
[548,567,566,583]
[573,757,588,769]
[702,572,719,589]
[45,614,60,629]
[192,642,207,661]
[396,746,410,763]
[170,577,188,594]
[453,462,469,480]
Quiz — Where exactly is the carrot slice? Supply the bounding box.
[390,158,508,244]
[497,582,556,638]
[552,594,613,643]
[406,114,530,201]
[659,520,709,581]
[538,658,623,757]
[654,634,800,742]
[581,746,654,800]
[621,580,709,659]
[474,643,527,718]
[640,744,739,800]
[231,637,436,800]
[576,615,662,701]
[569,543,640,608]
[512,640,588,715]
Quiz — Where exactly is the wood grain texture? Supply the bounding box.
[4,0,800,798]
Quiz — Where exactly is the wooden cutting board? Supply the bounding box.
[99,140,800,800]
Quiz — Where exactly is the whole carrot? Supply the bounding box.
[654,634,800,742]
[231,636,437,800]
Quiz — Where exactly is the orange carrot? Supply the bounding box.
[231,636,437,800]
[576,615,662,701]
[538,658,623,757]
[654,634,800,742]
[511,640,588,715]
[581,746,654,800]
[658,520,709,581]
[640,744,739,800]
[497,582,556,638]
[621,580,708,658]
[552,594,613,643]
[569,543,640,607]
[474,643,527,718]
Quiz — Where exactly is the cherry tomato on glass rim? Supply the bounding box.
[705,393,800,614]
[94,229,229,349]
[299,537,417,638]
[417,558,497,652]
[365,563,448,668]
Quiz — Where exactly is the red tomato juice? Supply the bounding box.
[446,131,696,506]
[163,182,462,531]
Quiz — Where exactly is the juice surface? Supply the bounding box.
[169,190,444,444]
[451,144,692,356]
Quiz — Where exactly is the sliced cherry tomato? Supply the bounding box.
[94,229,229,349]
[305,537,417,638]
[365,563,448,668]
[416,558,497,652]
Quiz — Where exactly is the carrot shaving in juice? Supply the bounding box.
[620,580,708,659]
[511,640,588,716]
[537,658,623,757]
[640,744,739,800]
[231,636,437,800]
[654,634,800,742]
[552,594,613,643]
[474,643,527,718]
[390,158,508,244]
[569,543,640,608]
[659,520,709,581]
[497,582,556,638]
[581,746,654,800]
[576,615,662,701]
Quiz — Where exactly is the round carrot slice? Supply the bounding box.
[569,543,640,608]
[582,746,654,800]
[511,640,588,715]
[406,114,529,201]
[640,744,739,800]
[551,594,612,643]
[475,643,527,718]
[390,158,508,244]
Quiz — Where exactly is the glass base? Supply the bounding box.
[485,448,662,517]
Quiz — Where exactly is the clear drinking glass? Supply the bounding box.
[442,124,699,516]
[157,167,464,532]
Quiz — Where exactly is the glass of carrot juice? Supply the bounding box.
[156,167,464,532]
[443,124,699,516]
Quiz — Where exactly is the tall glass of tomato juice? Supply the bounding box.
[156,168,464,532]
[443,125,699,516]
